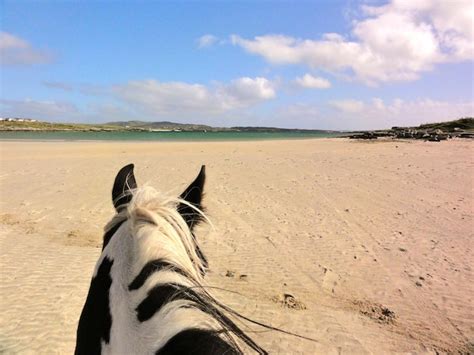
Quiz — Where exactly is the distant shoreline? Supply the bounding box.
[0,119,341,134]
[0,118,472,142]
[0,130,344,142]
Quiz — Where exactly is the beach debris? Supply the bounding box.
[265,236,276,247]
[398,247,407,252]
[272,293,306,310]
[225,270,248,281]
[225,270,235,278]
[353,300,396,324]
[415,281,423,287]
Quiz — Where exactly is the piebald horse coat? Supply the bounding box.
[75,164,266,354]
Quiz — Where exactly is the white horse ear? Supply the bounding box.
[112,164,137,210]
[178,165,205,229]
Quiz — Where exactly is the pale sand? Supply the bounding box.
[0,138,472,354]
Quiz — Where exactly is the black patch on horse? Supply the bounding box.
[156,328,239,355]
[75,257,114,355]
[129,260,189,291]
[136,283,265,353]
[136,283,201,322]
[102,220,125,251]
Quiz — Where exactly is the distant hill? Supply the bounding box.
[415,117,474,131]
[0,119,121,131]
[106,121,337,133]
[347,117,474,141]
[106,120,215,131]
[388,118,473,132]
[1,117,472,134]
[0,118,337,133]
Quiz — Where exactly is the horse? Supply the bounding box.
[75,164,267,354]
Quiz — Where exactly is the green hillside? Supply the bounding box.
[416,118,474,131]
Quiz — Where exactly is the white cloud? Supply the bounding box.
[0,32,53,66]
[294,74,331,89]
[222,77,276,105]
[112,77,276,116]
[231,0,473,85]
[196,34,218,48]
[329,99,365,113]
[0,99,79,119]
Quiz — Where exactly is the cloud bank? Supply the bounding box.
[231,0,473,85]
[112,77,276,116]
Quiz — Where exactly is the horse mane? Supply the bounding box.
[104,186,267,354]
[116,186,206,279]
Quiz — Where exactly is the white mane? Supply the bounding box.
[105,186,207,283]
[98,186,249,354]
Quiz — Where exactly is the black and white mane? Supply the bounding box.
[75,164,267,354]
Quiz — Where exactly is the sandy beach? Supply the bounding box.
[0,138,472,354]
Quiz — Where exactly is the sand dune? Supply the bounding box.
[0,138,472,354]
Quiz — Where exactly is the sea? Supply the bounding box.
[0,130,344,142]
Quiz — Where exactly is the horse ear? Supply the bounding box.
[112,164,137,211]
[178,165,205,229]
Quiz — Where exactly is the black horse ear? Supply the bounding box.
[112,164,137,211]
[178,165,205,229]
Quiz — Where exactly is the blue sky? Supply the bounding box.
[1,0,473,130]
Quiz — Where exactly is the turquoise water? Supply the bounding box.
[0,130,343,142]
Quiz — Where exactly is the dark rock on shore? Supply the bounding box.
[345,118,473,141]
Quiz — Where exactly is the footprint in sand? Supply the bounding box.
[0,213,20,225]
[321,267,341,294]
[352,300,396,324]
[0,213,36,234]
[64,230,100,248]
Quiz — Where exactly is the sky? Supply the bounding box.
[0,0,473,130]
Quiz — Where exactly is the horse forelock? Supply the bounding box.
[103,186,207,287]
